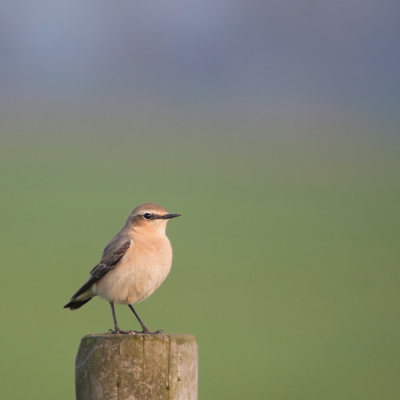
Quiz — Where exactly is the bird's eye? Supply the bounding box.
[143,213,152,220]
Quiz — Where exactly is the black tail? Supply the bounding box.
[64,297,92,310]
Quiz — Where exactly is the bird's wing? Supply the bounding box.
[69,237,131,301]
[90,237,131,277]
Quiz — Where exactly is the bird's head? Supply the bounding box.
[126,203,180,234]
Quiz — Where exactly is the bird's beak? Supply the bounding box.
[162,213,181,219]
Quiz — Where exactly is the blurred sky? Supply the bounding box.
[0,0,399,121]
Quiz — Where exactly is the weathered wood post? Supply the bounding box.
[75,333,198,400]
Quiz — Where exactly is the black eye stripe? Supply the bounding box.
[141,213,168,220]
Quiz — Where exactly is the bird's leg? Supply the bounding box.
[109,302,135,334]
[128,304,164,334]
[109,302,122,334]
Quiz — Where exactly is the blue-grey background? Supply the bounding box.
[1,1,399,399]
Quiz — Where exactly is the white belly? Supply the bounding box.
[93,238,172,305]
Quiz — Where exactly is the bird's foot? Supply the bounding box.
[134,328,164,335]
[108,327,136,335]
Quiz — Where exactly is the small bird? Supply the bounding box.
[64,203,180,334]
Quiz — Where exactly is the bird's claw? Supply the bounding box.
[109,328,136,335]
[109,325,163,334]
[133,328,164,334]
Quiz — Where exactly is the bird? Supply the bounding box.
[64,203,180,334]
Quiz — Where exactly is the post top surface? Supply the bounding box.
[82,333,196,340]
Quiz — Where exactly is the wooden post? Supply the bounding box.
[75,333,198,400]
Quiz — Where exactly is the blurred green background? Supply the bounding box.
[1,110,399,399]
[1,0,400,398]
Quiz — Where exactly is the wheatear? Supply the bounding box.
[64,203,180,334]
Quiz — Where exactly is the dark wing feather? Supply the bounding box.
[68,239,131,301]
